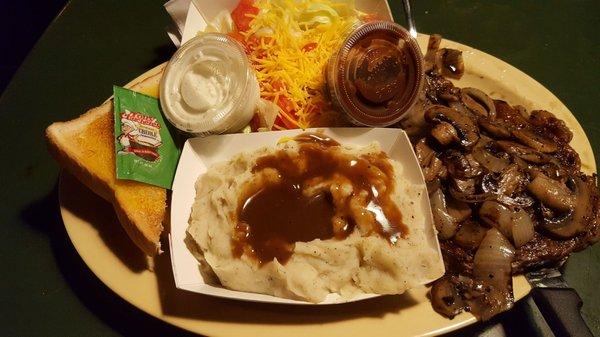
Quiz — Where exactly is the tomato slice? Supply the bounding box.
[271,80,285,91]
[276,96,295,114]
[231,0,259,32]
[273,96,299,129]
[275,114,298,130]
[301,42,318,52]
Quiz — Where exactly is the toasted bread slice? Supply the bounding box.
[46,69,166,256]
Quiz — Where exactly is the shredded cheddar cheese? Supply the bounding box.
[235,0,362,129]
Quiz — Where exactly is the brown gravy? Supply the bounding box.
[233,133,408,264]
[291,132,340,147]
[342,30,420,123]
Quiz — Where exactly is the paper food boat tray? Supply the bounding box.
[169,128,444,305]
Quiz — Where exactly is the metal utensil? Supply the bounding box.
[526,261,593,337]
[401,0,417,38]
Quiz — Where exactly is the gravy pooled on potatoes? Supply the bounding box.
[234,133,408,264]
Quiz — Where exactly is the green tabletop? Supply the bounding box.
[0,1,598,336]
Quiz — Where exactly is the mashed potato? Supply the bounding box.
[187,139,443,302]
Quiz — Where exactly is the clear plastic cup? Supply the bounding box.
[160,33,259,136]
[325,21,424,127]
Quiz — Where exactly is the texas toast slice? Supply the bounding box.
[46,70,166,256]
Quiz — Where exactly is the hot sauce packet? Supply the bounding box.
[113,86,181,189]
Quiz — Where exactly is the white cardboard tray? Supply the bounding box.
[169,128,444,304]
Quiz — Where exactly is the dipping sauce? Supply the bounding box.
[325,21,423,127]
[233,133,408,264]
[160,33,260,136]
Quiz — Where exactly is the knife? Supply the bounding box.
[526,264,594,337]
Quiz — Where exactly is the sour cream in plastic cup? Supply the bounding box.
[160,33,260,136]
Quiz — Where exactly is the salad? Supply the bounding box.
[209,0,371,130]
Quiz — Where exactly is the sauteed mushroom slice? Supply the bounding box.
[430,276,466,318]
[512,128,558,154]
[478,118,512,138]
[425,105,480,148]
[497,164,524,196]
[460,88,497,118]
[540,176,594,239]
[426,158,446,183]
[436,48,465,79]
[472,139,510,172]
[450,185,492,203]
[496,140,550,164]
[441,92,461,103]
[424,34,442,71]
[479,167,534,208]
[474,149,510,172]
[431,122,460,146]
[415,138,446,182]
[498,193,536,209]
[444,151,483,179]
[425,72,459,105]
[451,177,476,195]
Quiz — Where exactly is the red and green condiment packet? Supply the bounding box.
[113,86,181,189]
